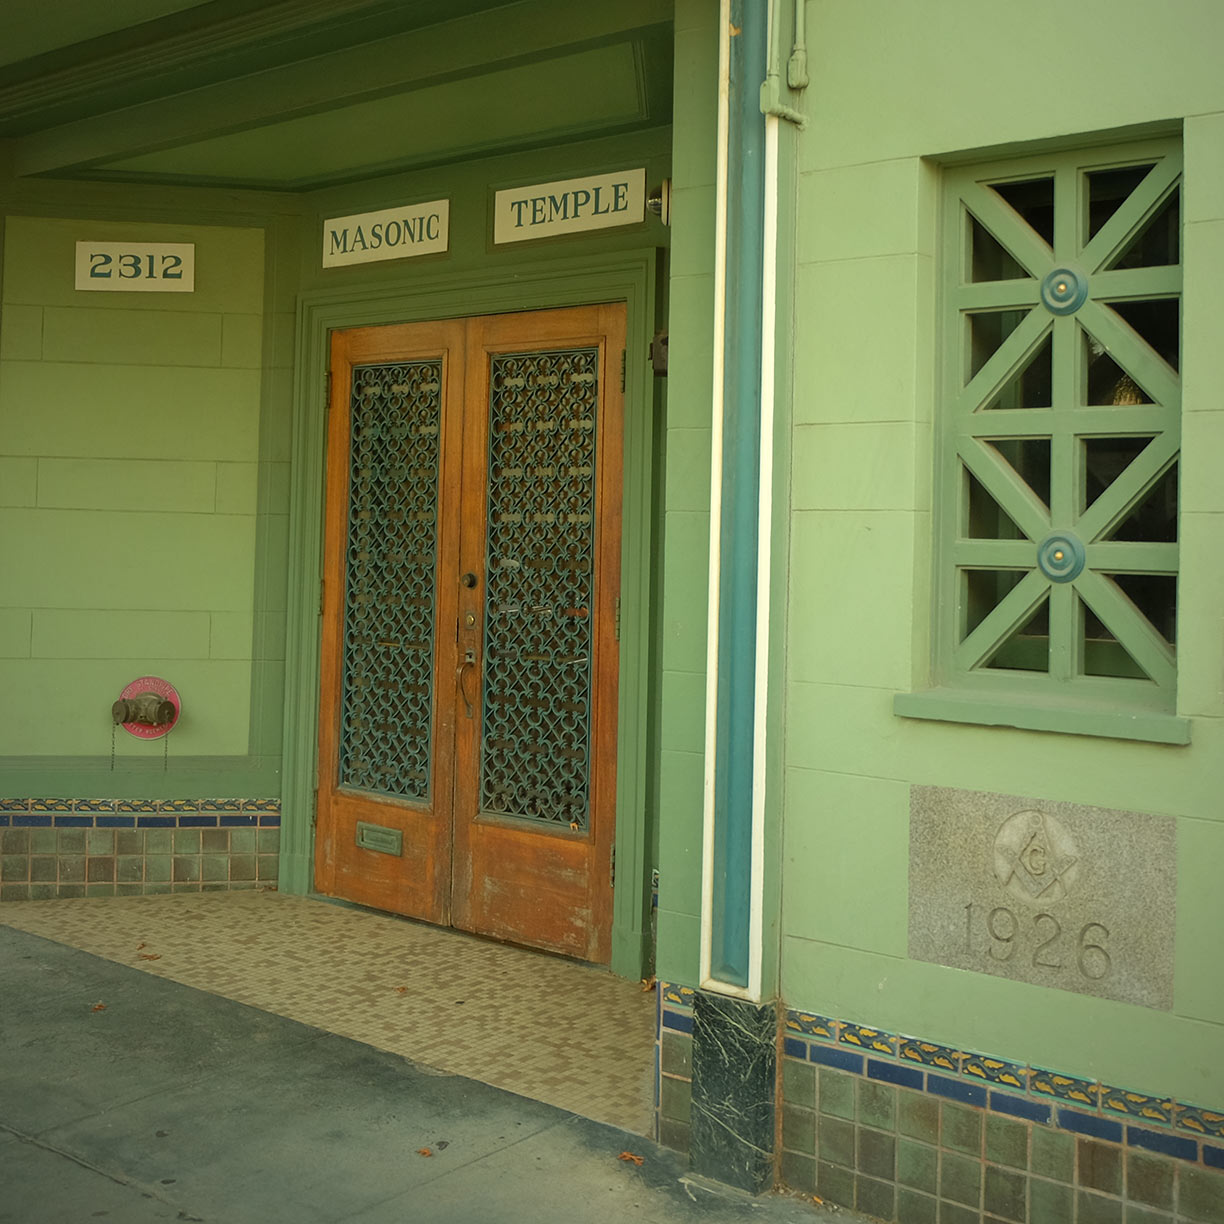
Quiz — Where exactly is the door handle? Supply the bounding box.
[457,649,476,719]
[460,572,478,589]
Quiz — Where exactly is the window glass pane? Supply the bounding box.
[968,310,1030,381]
[987,438,1051,508]
[967,470,1025,539]
[983,594,1050,673]
[1106,298,1180,371]
[1106,462,1178,543]
[984,333,1053,410]
[1111,573,1176,646]
[969,214,1028,282]
[990,177,1055,244]
[1080,590,1152,680]
[1083,437,1152,513]
[964,569,1029,638]
[1086,164,1155,241]
[1107,190,1180,269]
[1083,329,1153,404]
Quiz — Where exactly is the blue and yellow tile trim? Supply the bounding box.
[781,1008,1224,1160]
[0,799,281,901]
[779,1007,1224,1221]
[656,988,1224,1218]
[0,798,281,828]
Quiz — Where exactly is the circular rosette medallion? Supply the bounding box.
[1040,265,1089,315]
[1036,532,1086,583]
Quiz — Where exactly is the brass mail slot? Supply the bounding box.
[356,821,403,857]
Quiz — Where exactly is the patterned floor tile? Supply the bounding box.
[0,891,655,1134]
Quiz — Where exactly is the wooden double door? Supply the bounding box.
[314,305,624,964]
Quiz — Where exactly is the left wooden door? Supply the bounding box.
[315,321,466,923]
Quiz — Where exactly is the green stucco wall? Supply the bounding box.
[779,0,1224,1109]
[0,213,287,791]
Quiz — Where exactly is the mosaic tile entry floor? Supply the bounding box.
[0,890,657,1135]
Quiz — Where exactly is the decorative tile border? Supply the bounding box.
[782,1008,1224,1169]
[787,1011,838,1041]
[0,799,281,829]
[660,982,697,1008]
[0,800,281,902]
[656,984,1224,1214]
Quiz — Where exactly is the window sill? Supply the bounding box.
[893,688,1191,745]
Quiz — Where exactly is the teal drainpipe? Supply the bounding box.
[709,0,768,989]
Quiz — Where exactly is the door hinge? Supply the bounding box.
[614,595,621,641]
[311,787,318,827]
[610,844,616,889]
[620,348,626,393]
[650,330,668,376]
[319,577,325,616]
[325,371,332,404]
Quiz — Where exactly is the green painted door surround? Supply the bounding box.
[282,256,665,981]
[277,131,672,981]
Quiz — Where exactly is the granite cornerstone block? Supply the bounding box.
[908,786,1175,1009]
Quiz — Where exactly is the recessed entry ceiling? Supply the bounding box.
[0,0,673,191]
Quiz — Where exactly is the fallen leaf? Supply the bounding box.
[137,953,161,961]
[617,1152,644,1166]
[570,820,580,831]
[91,1003,107,1012]
[417,1148,433,1157]
[811,1195,825,1205]
[394,986,409,995]
[640,976,656,992]
[136,942,146,951]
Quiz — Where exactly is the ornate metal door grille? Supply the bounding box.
[479,348,600,828]
[338,360,442,799]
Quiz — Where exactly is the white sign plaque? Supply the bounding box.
[322,200,449,268]
[493,168,646,244]
[75,242,195,292]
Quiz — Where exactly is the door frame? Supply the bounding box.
[280,249,661,979]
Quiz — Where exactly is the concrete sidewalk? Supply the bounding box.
[0,926,852,1224]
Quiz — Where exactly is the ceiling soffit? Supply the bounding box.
[0,0,673,191]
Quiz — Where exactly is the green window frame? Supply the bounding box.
[898,138,1188,744]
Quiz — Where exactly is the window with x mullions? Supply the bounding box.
[934,140,1181,730]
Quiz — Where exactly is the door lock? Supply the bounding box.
[460,572,478,589]
[464,611,476,628]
